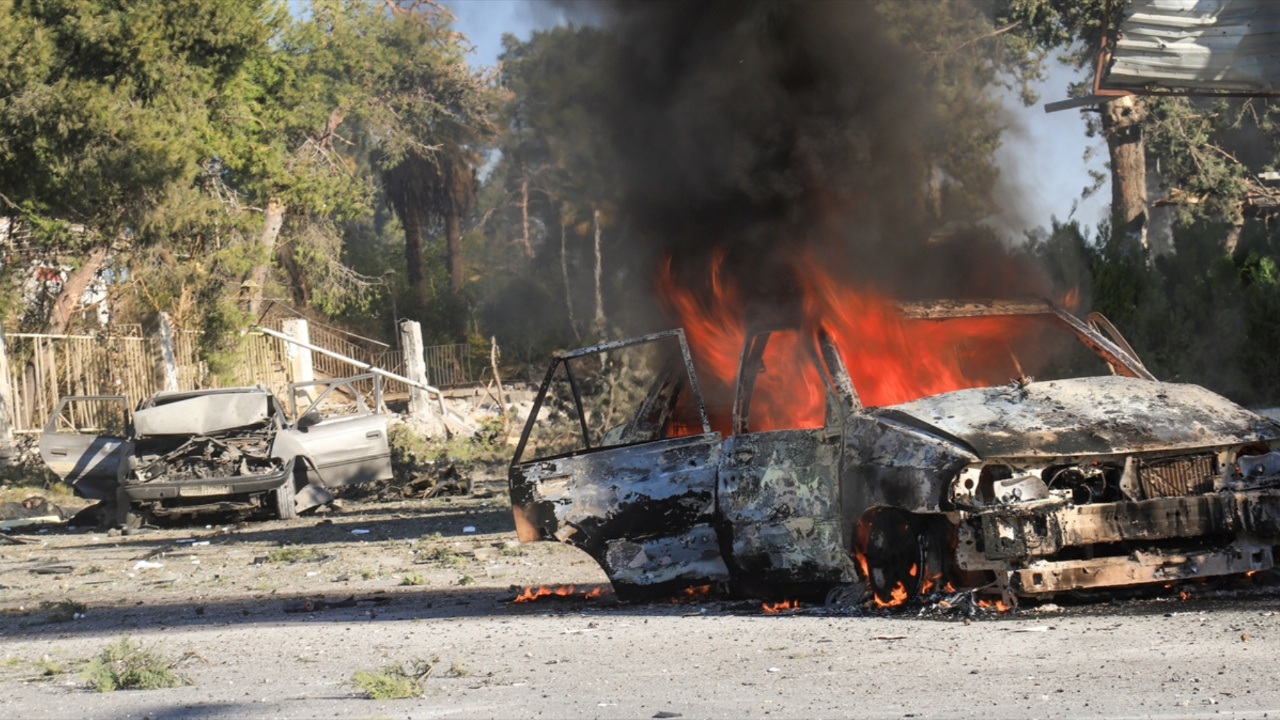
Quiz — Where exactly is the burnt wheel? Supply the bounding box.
[860,508,923,604]
[858,509,953,605]
[273,479,298,521]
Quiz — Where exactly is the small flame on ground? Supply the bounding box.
[872,582,909,608]
[976,597,1011,613]
[762,599,799,613]
[513,584,604,603]
[681,585,714,599]
[1179,590,1191,601]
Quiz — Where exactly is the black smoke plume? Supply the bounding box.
[578,1,1050,322]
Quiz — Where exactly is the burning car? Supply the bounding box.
[508,299,1280,605]
[40,374,392,526]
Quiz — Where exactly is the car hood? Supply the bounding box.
[881,376,1280,458]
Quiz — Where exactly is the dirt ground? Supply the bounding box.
[3,475,1280,719]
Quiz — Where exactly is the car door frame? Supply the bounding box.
[282,374,392,487]
[717,325,858,592]
[38,395,133,500]
[508,328,730,599]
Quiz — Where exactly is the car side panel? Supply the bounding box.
[510,433,729,598]
[282,414,392,487]
[38,396,131,500]
[718,428,856,586]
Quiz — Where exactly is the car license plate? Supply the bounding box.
[180,485,231,497]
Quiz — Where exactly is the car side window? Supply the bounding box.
[46,397,128,437]
[736,329,839,434]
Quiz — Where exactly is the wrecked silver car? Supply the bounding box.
[40,374,393,526]
[508,300,1280,605]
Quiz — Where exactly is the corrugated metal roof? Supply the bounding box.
[1105,0,1280,92]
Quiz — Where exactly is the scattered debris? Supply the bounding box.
[29,563,74,575]
[283,595,390,614]
[0,497,66,530]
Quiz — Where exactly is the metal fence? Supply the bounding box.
[424,343,472,388]
[6,331,293,433]
[5,319,476,433]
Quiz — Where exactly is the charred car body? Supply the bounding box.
[509,300,1280,605]
[40,374,393,526]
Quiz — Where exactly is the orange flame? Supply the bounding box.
[658,252,1076,432]
[513,585,605,603]
[762,599,799,613]
[976,597,1011,612]
[682,585,713,597]
[872,582,909,608]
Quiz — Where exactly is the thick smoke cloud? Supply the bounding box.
[577,1,1051,321]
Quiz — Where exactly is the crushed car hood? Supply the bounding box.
[133,393,271,437]
[882,376,1280,458]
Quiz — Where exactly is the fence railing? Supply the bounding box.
[4,317,476,434]
[6,330,294,433]
[424,343,472,388]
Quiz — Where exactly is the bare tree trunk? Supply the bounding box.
[404,206,429,307]
[247,198,286,315]
[446,206,464,293]
[1103,96,1148,252]
[519,160,533,258]
[560,217,580,341]
[490,335,508,437]
[278,237,312,308]
[47,246,108,335]
[592,207,605,334]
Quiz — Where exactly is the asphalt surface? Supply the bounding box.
[2,493,1280,719]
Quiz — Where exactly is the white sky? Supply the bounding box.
[444,0,1111,239]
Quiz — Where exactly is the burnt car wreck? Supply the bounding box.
[509,300,1280,606]
[40,374,393,526]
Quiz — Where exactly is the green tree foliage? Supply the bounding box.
[367,1,499,306]
[0,0,280,245]
[0,0,497,360]
[1026,218,1280,406]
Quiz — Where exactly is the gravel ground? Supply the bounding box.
[2,486,1280,719]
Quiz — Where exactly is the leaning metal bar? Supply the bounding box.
[674,329,711,435]
[510,358,560,466]
[562,359,593,451]
[553,328,691,360]
[251,325,446,412]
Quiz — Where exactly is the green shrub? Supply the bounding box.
[82,636,186,692]
[351,663,426,699]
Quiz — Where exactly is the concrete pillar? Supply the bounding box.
[282,318,314,384]
[400,320,430,419]
[158,312,179,391]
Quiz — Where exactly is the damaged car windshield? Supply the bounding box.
[833,310,1113,409]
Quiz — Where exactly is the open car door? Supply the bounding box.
[508,330,729,600]
[38,396,132,500]
[284,374,392,487]
[717,327,858,594]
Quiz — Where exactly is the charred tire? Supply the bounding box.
[273,479,298,521]
[858,509,952,605]
[860,508,922,604]
[121,506,153,530]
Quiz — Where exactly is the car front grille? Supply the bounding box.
[1139,454,1216,498]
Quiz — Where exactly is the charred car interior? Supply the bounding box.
[509,300,1280,606]
[40,374,393,526]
